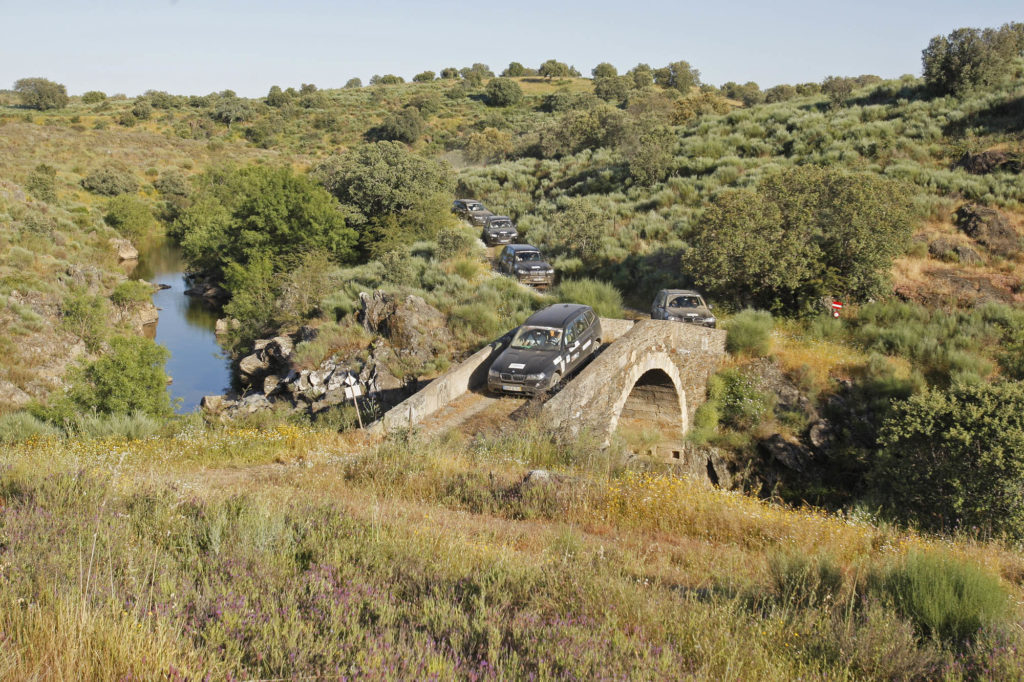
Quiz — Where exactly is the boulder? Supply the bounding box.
[238,393,271,413]
[214,318,239,336]
[761,434,812,473]
[263,374,281,396]
[0,379,32,410]
[521,469,553,490]
[200,394,231,414]
[955,204,1020,257]
[238,352,270,380]
[808,419,836,452]
[954,150,1020,175]
[109,238,138,261]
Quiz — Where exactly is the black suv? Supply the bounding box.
[452,199,494,226]
[651,289,717,328]
[497,244,555,288]
[487,304,602,395]
[481,215,518,246]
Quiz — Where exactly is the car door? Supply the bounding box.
[578,310,597,359]
[562,317,580,372]
[652,290,667,319]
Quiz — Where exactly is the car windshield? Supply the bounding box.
[510,326,562,351]
[669,295,703,309]
[490,220,512,228]
[466,203,484,211]
[516,251,541,262]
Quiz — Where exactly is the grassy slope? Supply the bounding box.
[1,424,1021,678]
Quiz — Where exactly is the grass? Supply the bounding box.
[0,422,1020,678]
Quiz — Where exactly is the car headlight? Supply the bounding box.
[525,372,546,381]
[666,315,680,321]
[488,368,500,377]
[545,269,554,275]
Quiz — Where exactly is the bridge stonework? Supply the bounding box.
[541,320,726,447]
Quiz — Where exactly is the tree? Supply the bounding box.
[460,63,493,87]
[174,165,358,281]
[413,71,436,82]
[922,23,1024,96]
[689,167,915,313]
[820,76,854,108]
[378,107,424,143]
[873,382,1024,538]
[439,67,460,80]
[105,195,154,240]
[626,127,674,186]
[502,62,526,77]
[14,77,69,110]
[81,90,106,104]
[266,85,290,106]
[370,74,404,85]
[628,63,654,88]
[653,61,700,92]
[539,59,571,79]
[591,62,618,79]
[593,76,632,105]
[212,96,254,126]
[485,77,523,107]
[312,141,455,251]
[344,77,362,89]
[764,84,797,103]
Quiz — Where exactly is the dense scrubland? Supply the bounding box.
[2,24,1024,677]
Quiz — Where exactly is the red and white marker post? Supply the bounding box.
[831,300,843,318]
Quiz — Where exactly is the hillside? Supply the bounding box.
[2,37,1024,677]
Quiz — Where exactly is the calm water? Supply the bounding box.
[132,241,231,412]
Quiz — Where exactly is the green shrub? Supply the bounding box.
[25,163,57,202]
[64,336,173,418]
[82,163,139,196]
[81,90,106,104]
[717,367,775,430]
[725,309,773,356]
[60,290,108,350]
[69,410,162,440]
[873,381,1024,537]
[105,195,154,240]
[434,228,473,261]
[109,280,153,307]
[871,552,1009,645]
[449,302,502,341]
[485,78,523,107]
[553,279,623,318]
[0,412,61,444]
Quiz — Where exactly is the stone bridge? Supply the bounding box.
[371,318,726,452]
[540,319,726,451]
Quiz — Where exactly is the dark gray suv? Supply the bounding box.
[497,244,555,288]
[481,215,518,246]
[452,199,494,227]
[487,304,602,395]
[651,289,717,327]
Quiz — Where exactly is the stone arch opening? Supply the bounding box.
[606,353,688,451]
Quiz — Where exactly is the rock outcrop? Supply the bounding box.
[109,238,138,262]
[955,204,1020,257]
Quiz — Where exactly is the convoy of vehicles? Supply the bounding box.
[487,304,602,396]
[458,199,715,395]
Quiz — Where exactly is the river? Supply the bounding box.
[132,241,232,412]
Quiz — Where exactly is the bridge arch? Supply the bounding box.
[605,351,688,446]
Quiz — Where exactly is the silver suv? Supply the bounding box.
[651,289,716,327]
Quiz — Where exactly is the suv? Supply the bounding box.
[452,199,494,227]
[651,289,717,328]
[487,304,602,395]
[498,244,555,288]
[481,215,518,246]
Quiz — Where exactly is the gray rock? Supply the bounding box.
[521,469,552,489]
[263,374,281,396]
[238,352,270,379]
[239,393,271,413]
[200,395,231,414]
[761,434,811,473]
[109,238,138,261]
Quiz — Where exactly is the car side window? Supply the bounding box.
[655,291,667,307]
[564,317,579,347]
[584,310,596,328]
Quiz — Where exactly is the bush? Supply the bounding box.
[717,367,774,430]
[434,228,473,260]
[871,552,1009,645]
[81,90,106,104]
[0,412,60,444]
[105,195,154,240]
[344,78,362,89]
[109,280,153,307]
[873,381,1024,537]
[25,163,57,202]
[65,336,173,417]
[553,279,623,318]
[769,550,843,608]
[725,309,773,356]
[82,163,139,196]
[378,107,424,143]
[60,290,108,350]
[485,78,523,107]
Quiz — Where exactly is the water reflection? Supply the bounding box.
[132,240,232,412]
